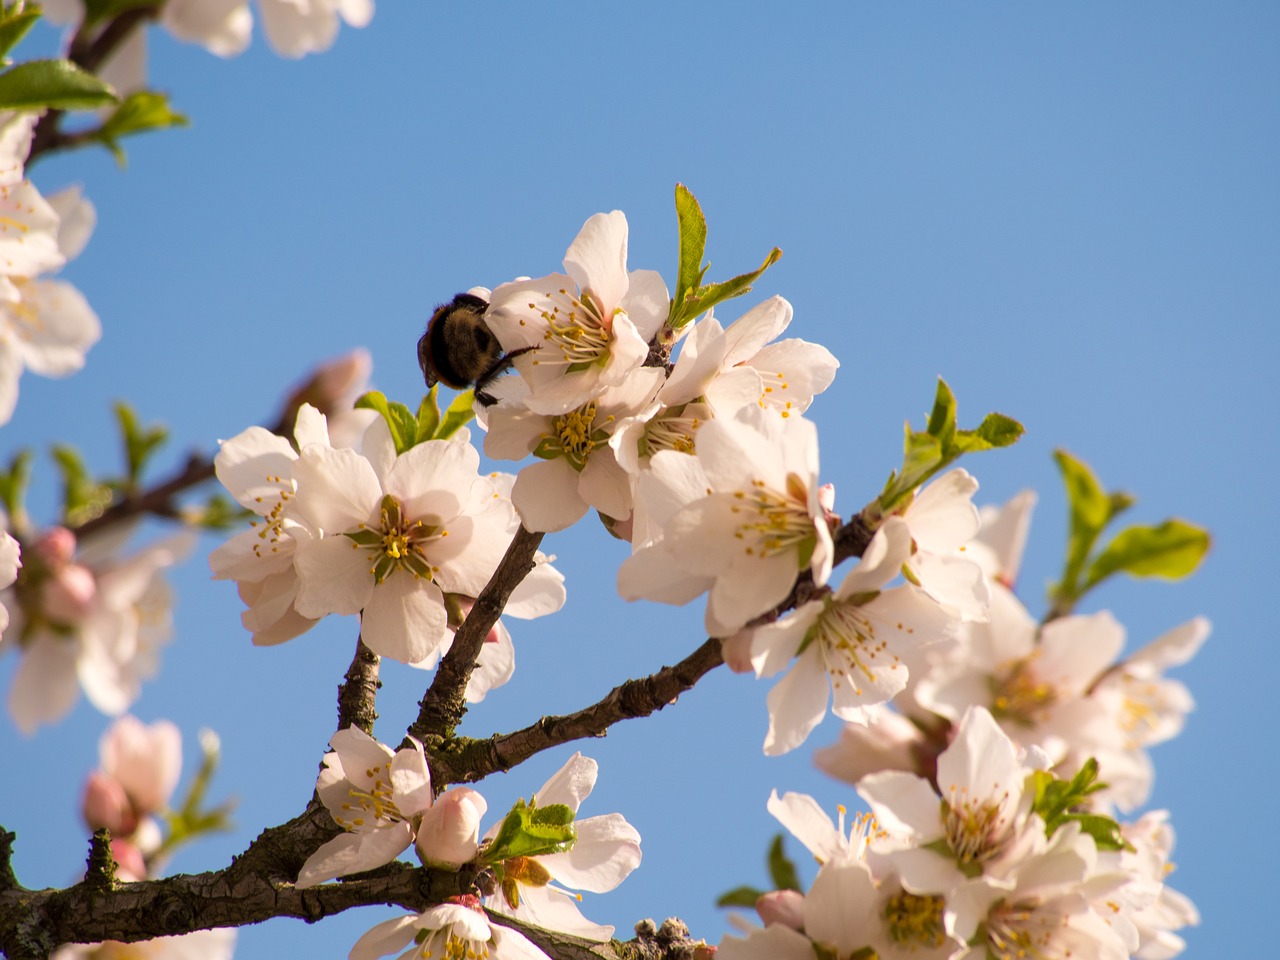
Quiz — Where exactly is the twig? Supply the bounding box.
[409,527,544,742]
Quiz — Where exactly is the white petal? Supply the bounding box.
[563,210,628,312]
[535,752,597,810]
[11,279,100,377]
[293,535,374,618]
[9,633,81,733]
[763,651,830,756]
[359,574,448,664]
[347,915,419,960]
[537,812,641,893]
[291,445,382,533]
[512,459,589,532]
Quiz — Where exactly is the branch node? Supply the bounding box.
[0,827,19,892]
[85,828,118,893]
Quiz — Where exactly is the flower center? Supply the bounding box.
[812,600,902,696]
[884,890,948,950]
[247,472,294,560]
[730,473,815,559]
[639,405,702,457]
[535,401,615,471]
[415,926,490,960]
[990,659,1056,726]
[334,760,402,829]
[528,287,614,371]
[943,789,1013,864]
[984,900,1062,960]
[342,494,445,584]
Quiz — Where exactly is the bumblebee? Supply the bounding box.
[417,292,526,406]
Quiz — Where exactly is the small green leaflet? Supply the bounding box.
[114,401,168,491]
[1027,759,1130,852]
[481,798,577,864]
[52,445,113,528]
[0,8,40,64]
[715,833,802,908]
[0,59,117,111]
[93,91,190,166]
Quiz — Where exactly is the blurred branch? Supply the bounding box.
[28,5,161,165]
[409,526,545,742]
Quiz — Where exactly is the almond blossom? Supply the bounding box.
[0,182,101,425]
[296,728,437,887]
[2,527,192,733]
[350,896,549,960]
[896,469,991,622]
[619,408,832,637]
[484,210,669,416]
[82,715,183,838]
[288,429,514,664]
[748,517,958,755]
[485,753,642,941]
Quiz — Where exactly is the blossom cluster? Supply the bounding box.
[300,729,641,958]
[721,706,1196,960]
[209,402,564,681]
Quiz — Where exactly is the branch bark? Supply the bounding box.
[336,634,381,735]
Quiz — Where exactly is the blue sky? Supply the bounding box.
[3,2,1277,956]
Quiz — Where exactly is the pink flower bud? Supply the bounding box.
[32,527,76,565]
[415,787,487,870]
[99,716,182,816]
[755,889,805,930]
[41,561,96,623]
[82,772,137,836]
[281,349,372,418]
[719,629,755,674]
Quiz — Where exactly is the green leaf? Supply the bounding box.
[1054,449,1110,538]
[715,885,764,908]
[1027,759,1129,851]
[0,10,41,63]
[671,183,709,328]
[971,412,1024,448]
[355,391,417,455]
[767,834,802,892]
[114,401,168,489]
[435,388,475,440]
[925,378,957,447]
[679,247,782,328]
[1085,519,1210,590]
[482,799,577,864]
[0,449,32,526]
[415,388,441,443]
[92,90,188,165]
[0,59,117,111]
[52,445,113,527]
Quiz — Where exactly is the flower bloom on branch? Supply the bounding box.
[0,183,101,426]
[485,752,642,941]
[619,408,832,637]
[484,371,663,532]
[894,469,991,623]
[296,727,438,887]
[747,517,959,755]
[484,210,669,416]
[350,896,550,960]
[1,526,193,733]
[82,715,182,844]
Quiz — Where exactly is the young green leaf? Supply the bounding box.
[355,391,417,455]
[482,799,577,864]
[52,445,114,527]
[715,885,765,908]
[93,91,189,166]
[767,833,802,892]
[0,449,32,528]
[435,388,475,440]
[114,402,168,490]
[0,9,41,63]
[1084,519,1210,589]
[81,0,162,26]
[415,388,442,444]
[0,59,117,111]
[672,183,709,324]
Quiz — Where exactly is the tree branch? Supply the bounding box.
[493,916,714,960]
[409,527,544,743]
[336,634,381,735]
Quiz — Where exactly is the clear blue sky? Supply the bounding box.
[3,2,1276,957]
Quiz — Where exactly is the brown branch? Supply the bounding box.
[71,452,216,540]
[336,634,381,735]
[409,527,545,743]
[427,637,724,788]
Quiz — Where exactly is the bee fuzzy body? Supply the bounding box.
[418,292,525,406]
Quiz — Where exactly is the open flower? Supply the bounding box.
[485,753,642,941]
[289,433,514,663]
[485,210,669,416]
[748,518,958,754]
[619,408,831,637]
[351,897,549,960]
[296,728,436,888]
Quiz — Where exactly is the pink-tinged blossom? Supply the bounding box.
[288,431,514,664]
[969,489,1037,588]
[485,753,642,941]
[297,728,436,888]
[749,518,958,754]
[3,530,192,734]
[98,714,183,819]
[50,928,236,960]
[350,897,550,960]
[485,210,669,417]
[813,706,929,785]
[415,787,487,870]
[0,112,37,187]
[619,409,832,638]
[0,182,100,426]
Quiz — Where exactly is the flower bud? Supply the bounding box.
[41,561,96,623]
[755,889,805,930]
[719,629,755,674]
[32,527,76,566]
[414,787,487,870]
[110,838,147,882]
[82,772,137,836]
